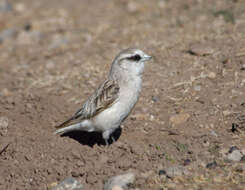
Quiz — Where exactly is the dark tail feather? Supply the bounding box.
[55,117,74,129]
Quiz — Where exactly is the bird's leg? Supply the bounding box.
[111,136,116,143]
[102,130,110,146]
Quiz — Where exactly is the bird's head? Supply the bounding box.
[110,48,152,76]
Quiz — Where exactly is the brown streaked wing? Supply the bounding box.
[55,79,119,129]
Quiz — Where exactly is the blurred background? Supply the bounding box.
[0,0,245,190]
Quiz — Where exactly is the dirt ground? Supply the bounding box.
[0,0,245,189]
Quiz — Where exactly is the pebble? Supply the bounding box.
[228,146,239,153]
[71,150,81,159]
[208,72,216,79]
[127,2,140,13]
[158,170,166,176]
[165,166,189,178]
[169,113,190,125]
[223,110,232,117]
[0,116,8,136]
[104,173,135,190]
[194,85,201,91]
[241,155,245,162]
[227,150,243,162]
[206,161,217,169]
[51,177,83,190]
[183,159,191,166]
[241,64,245,70]
[151,96,159,103]
[210,130,218,137]
[188,43,215,56]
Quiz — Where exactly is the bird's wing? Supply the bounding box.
[55,79,120,129]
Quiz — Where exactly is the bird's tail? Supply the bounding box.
[53,123,82,135]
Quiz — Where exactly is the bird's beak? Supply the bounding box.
[142,54,152,61]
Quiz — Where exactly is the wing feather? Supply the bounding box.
[56,79,119,129]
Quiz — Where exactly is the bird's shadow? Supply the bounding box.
[62,127,122,147]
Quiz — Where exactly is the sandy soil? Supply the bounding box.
[0,0,245,189]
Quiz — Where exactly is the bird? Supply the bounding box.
[54,48,152,145]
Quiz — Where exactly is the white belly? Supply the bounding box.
[92,77,142,132]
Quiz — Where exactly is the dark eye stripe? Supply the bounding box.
[127,54,141,61]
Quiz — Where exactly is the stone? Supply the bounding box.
[158,170,166,176]
[227,150,243,162]
[165,166,189,178]
[127,2,140,13]
[223,110,232,117]
[206,161,217,169]
[170,113,190,125]
[228,146,239,153]
[188,43,215,56]
[51,177,83,190]
[241,155,245,162]
[207,72,216,79]
[183,159,191,166]
[104,173,135,190]
[0,116,8,136]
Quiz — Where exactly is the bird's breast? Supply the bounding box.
[93,76,142,131]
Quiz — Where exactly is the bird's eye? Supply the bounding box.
[127,54,141,61]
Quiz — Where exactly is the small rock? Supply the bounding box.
[241,64,245,70]
[104,173,135,190]
[210,130,218,137]
[71,150,81,159]
[158,170,166,176]
[170,113,190,125]
[235,165,244,173]
[1,88,11,96]
[151,96,159,103]
[0,116,8,136]
[208,72,216,79]
[51,177,83,190]
[165,166,189,178]
[228,146,239,153]
[223,110,232,117]
[127,2,140,13]
[206,161,217,169]
[71,171,80,177]
[194,85,201,91]
[130,114,147,121]
[227,150,243,162]
[241,149,245,155]
[24,23,32,31]
[183,159,191,166]
[15,3,26,12]
[241,155,245,162]
[188,43,215,56]
[24,155,32,161]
